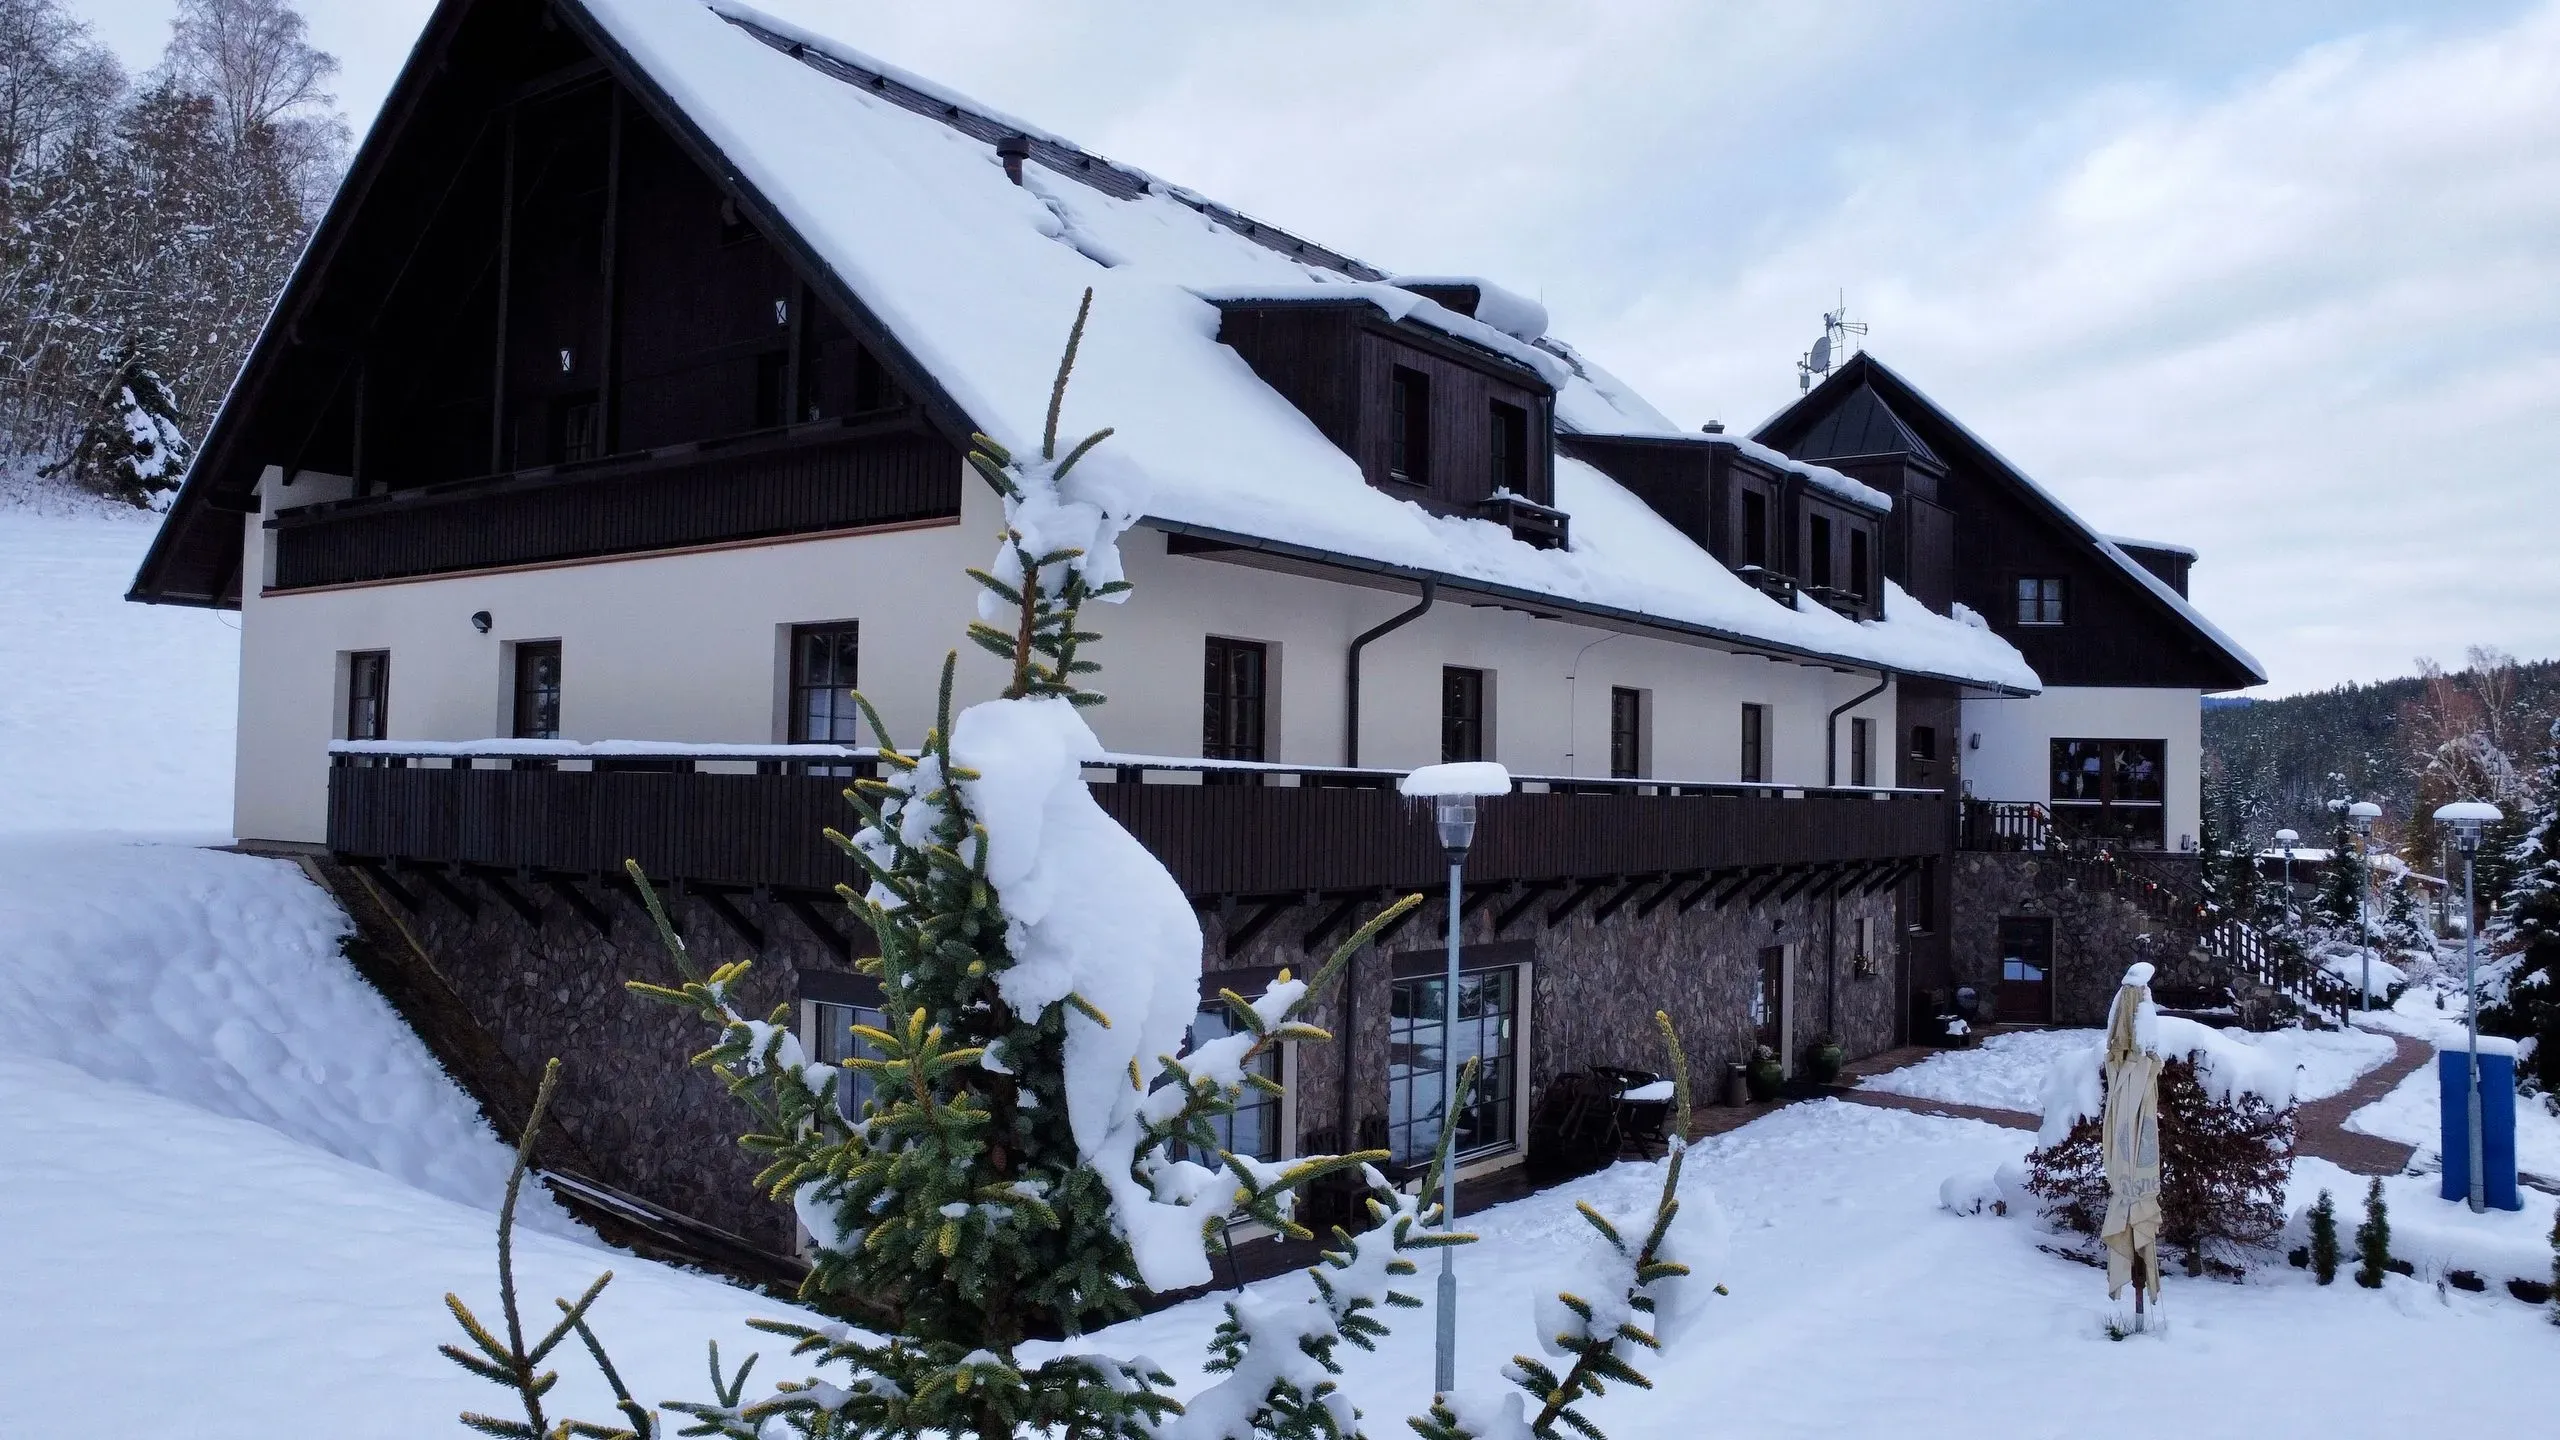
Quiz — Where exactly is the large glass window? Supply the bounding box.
[810,999,888,1122]
[2049,738,2167,848]
[1202,637,1268,763]
[1387,966,1519,1166]
[511,641,561,740]
[1442,666,1487,763]
[1176,1001,1284,1164]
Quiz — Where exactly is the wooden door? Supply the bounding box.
[1995,917,2053,1024]
[1752,945,1788,1060]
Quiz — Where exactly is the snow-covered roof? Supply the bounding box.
[1758,356,2264,688]
[577,0,2025,689]
[2105,534,2199,560]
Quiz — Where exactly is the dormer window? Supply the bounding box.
[2017,576,2066,626]
[1849,528,1872,600]
[1808,513,1834,588]
[1489,400,1527,493]
[1741,489,1770,569]
[1389,366,1430,485]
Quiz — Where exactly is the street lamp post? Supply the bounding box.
[2274,828,2301,924]
[2347,801,2381,1011]
[1397,760,1510,1398]
[2433,800,2504,1214]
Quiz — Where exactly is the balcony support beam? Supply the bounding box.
[543,873,614,939]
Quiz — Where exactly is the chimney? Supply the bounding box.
[997,133,1031,186]
[1701,421,1725,434]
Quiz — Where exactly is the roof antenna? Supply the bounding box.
[1796,291,1868,392]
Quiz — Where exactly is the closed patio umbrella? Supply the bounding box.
[2100,962,2163,1327]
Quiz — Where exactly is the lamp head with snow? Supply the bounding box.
[2274,828,2299,847]
[2433,800,2503,853]
[2348,799,2381,833]
[1398,761,1511,857]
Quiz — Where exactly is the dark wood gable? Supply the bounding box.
[130,0,974,606]
[1756,355,2260,691]
[1215,298,1568,550]
[1560,432,1886,622]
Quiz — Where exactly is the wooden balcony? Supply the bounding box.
[327,747,1952,914]
[268,420,959,590]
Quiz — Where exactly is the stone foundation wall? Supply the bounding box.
[393,878,867,1254]
[1211,877,1905,1158]
[1947,853,2222,1027]
[371,864,1909,1251]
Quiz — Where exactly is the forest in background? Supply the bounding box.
[0,0,345,504]
[2204,648,2560,866]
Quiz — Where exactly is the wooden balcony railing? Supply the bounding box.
[327,743,1952,902]
[269,422,958,590]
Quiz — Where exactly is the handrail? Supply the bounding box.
[326,740,1944,800]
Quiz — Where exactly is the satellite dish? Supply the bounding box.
[1810,334,1832,371]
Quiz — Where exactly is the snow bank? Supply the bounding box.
[0,836,564,1227]
[2035,1011,2296,1145]
[0,510,235,837]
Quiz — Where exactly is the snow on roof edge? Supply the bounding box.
[2106,534,2200,559]
[1192,282,1572,388]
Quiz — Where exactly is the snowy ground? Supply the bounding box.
[1861,1024,2400,1110]
[0,504,237,838]
[1,504,2554,1435]
[2351,988,2560,1183]
[1095,1103,2557,1439]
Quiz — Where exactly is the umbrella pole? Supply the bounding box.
[2134,1257,2146,1332]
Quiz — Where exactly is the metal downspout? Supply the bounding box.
[1345,580,1436,767]
[1826,670,1893,787]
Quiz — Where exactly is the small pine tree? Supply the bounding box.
[2354,1177,2392,1288]
[2308,1188,2339,1285]
[2311,784,2365,933]
[2548,1206,2558,1327]
[43,343,192,508]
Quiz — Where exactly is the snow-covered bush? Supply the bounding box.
[2024,1016,2296,1277]
[439,294,1721,1440]
[2482,718,2560,1093]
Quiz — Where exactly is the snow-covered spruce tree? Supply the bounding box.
[2482,719,2560,1093]
[2310,787,2364,935]
[42,343,191,507]
[474,293,1726,1440]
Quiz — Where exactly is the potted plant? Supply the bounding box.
[1804,1033,1847,1085]
[1746,1045,1786,1102]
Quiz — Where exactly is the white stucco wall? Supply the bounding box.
[1958,685,2203,850]
[235,463,1904,844]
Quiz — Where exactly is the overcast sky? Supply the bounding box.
[79,0,2560,696]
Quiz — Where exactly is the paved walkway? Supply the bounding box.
[2292,1032,2430,1176]
[1832,1027,2437,1177]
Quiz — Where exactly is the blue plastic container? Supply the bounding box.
[2437,1045,2522,1211]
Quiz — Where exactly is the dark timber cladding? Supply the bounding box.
[127,0,977,607]
[1559,433,1886,621]
[1757,353,2259,690]
[269,427,957,589]
[328,761,1949,900]
[1214,300,1557,511]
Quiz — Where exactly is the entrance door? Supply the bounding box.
[1752,945,1788,1064]
[1995,917,2053,1024]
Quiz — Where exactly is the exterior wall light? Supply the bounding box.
[470,610,493,634]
